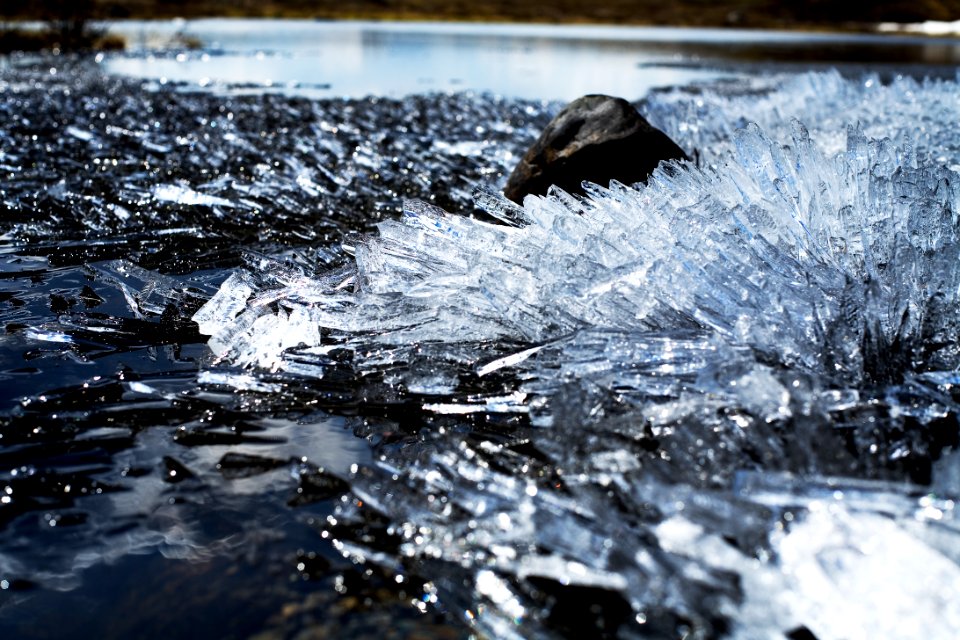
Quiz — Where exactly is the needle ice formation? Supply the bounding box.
[194,71,960,639]
[198,73,960,389]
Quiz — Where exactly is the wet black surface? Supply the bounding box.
[0,53,551,638]
[3,49,960,640]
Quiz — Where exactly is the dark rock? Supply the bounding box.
[503,94,688,203]
[786,626,821,640]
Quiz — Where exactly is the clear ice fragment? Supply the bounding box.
[153,184,236,208]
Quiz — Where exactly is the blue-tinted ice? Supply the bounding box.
[197,72,960,638]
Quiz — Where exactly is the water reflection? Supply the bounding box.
[101,20,960,100]
[106,22,728,100]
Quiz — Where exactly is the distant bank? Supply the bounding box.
[4,0,960,54]
[5,0,960,33]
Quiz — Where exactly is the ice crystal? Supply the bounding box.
[193,72,960,638]
[200,112,960,387]
[644,70,960,167]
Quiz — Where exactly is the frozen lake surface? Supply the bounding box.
[104,19,960,99]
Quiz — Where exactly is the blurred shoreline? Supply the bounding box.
[6,1,960,35]
[3,2,960,54]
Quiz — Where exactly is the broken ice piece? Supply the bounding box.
[153,184,236,209]
[192,272,255,337]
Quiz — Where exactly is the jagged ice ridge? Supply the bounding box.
[197,97,960,388]
[194,72,960,639]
